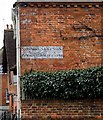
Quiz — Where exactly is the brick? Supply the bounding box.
[21,99,103,120]
[17,2,103,119]
[19,3,102,74]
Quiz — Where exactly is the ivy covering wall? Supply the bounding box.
[21,66,103,100]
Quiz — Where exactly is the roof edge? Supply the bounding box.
[17,0,103,2]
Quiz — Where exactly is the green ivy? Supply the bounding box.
[21,65,103,100]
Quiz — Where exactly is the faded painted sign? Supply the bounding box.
[21,46,63,59]
[0,65,3,74]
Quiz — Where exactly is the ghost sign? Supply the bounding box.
[21,46,63,59]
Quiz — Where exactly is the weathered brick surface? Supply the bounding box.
[1,74,8,106]
[21,99,103,120]
[18,2,103,120]
[19,3,103,74]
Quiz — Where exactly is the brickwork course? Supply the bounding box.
[21,99,103,120]
[14,1,103,119]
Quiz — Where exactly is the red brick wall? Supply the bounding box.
[19,3,103,75]
[8,71,17,112]
[18,2,103,120]
[2,74,8,106]
[21,99,103,120]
